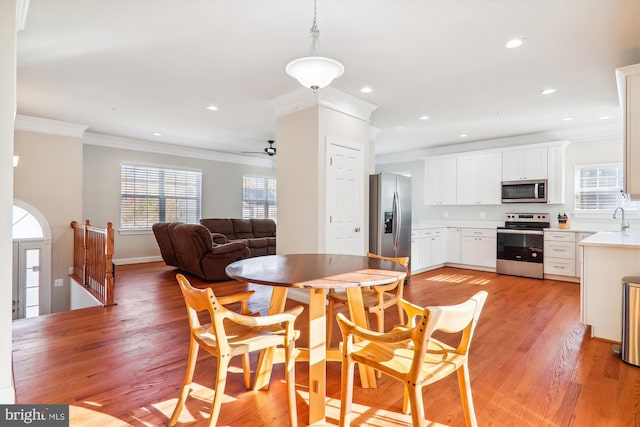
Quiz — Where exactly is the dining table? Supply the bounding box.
[225,253,408,426]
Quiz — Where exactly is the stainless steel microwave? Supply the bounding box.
[501,179,547,203]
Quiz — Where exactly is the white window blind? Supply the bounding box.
[120,164,202,230]
[574,163,630,211]
[242,176,276,220]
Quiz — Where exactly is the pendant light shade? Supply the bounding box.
[286,56,344,91]
[286,0,344,91]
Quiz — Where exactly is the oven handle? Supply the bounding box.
[497,229,544,235]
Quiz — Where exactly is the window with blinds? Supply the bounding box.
[242,176,276,220]
[120,164,202,230]
[574,163,632,211]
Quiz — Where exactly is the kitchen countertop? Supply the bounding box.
[412,220,501,230]
[578,231,640,248]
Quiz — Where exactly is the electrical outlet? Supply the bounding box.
[480,211,486,219]
[443,211,449,218]
[54,279,63,287]
[68,267,74,275]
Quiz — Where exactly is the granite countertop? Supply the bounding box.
[579,231,640,248]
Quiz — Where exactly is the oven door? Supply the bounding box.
[496,229,544,263]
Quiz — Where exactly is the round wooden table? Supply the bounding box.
[226,253,407,426]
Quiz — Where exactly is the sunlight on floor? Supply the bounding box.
[295,390,450,426]
[427,273,491,286]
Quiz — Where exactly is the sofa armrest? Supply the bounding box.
[210,241,248,255]
[211,232,228,244]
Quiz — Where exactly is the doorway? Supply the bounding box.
[12,201,51,319]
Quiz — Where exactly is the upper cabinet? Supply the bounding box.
[425,156,457,205]
[502,147,548,181]
[616,63,640,199]
[456,152,502,205]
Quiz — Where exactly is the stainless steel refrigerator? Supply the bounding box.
[369,173,412,259]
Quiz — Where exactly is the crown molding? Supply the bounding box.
[15,114,88,138]
[271,86,378,122]
[83,132,274,168]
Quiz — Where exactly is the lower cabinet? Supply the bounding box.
[544,230,578,280]
[412,228,445,272]
[460,228,496,268]
[446,227,461,263]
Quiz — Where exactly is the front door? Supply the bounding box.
[12,241,42,319]
[326,140,364,255]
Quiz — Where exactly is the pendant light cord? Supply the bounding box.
[308,0,320,56]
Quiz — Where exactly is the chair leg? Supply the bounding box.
[284,339,298,427]
[397,302,405,326]
[457,363,478,427]
[407,384,426,427]
[168,338,199,427]
[339,356,355,427]
[326,299,335,346]
[242,352,251,389]
[373,309,384,378]
[207,355,230,427]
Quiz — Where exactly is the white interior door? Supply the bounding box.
[326,140,364,255]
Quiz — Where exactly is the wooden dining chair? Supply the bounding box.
[337,290,488,427]
[168,274,303,427]
[326,253,409,346]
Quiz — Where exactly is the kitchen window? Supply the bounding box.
[574,163,637,214]
[120,164,202,230]
[242,175,276,220]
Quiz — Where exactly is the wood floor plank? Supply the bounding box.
[12,263,640,426]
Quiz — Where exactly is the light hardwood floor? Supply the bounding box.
[12,262,640,426]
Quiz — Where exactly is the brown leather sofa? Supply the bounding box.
[152,222,250,281]
[199,218,276,257]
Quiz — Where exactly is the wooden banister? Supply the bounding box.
[70,220,116,306]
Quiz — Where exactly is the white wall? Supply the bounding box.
[14,130,83,313]
[377,136,628,231]
[0,0,17,403]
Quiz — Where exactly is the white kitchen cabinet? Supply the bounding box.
[424,156,457,205]
[420,228,444,269]
[460,228,496,268]
[544,231,576,277]
[546,145,566,204]
[502,147,547,181]
[616,63,640,199]
[446,227,461,263]
[456,153,502,205]
[411,230,422,272]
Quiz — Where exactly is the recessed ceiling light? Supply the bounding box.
[459,134,468,138]
[360,86,373,94]
[206,104,218,111]
[562,117,573,121]
[153,132,162,137]
[540,88,557,95]
[506,38,526,49]
[599,115,611,120]
[419,115,430,121]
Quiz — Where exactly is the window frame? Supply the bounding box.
[242,175,276,220]
[120,163,202,232]
[574,162,638,219]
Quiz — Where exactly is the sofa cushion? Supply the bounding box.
[200,218,236,239]
[252,219,276,237]
[232,219,254,239]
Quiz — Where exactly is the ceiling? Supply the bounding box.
[16,0,640,161]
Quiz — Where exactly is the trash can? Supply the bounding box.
[621,276,640,366]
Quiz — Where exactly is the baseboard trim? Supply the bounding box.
[113,256,163,265]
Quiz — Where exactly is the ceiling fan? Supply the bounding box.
[243,140,276,156]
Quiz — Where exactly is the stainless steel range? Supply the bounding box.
[496,213,550,279]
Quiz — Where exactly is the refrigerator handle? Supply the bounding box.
[393,191,400,252]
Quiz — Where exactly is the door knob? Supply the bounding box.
[354,227,361,232]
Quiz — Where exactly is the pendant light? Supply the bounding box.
[285,0,344,92]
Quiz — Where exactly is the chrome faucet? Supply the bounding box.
[613,207,630,232]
